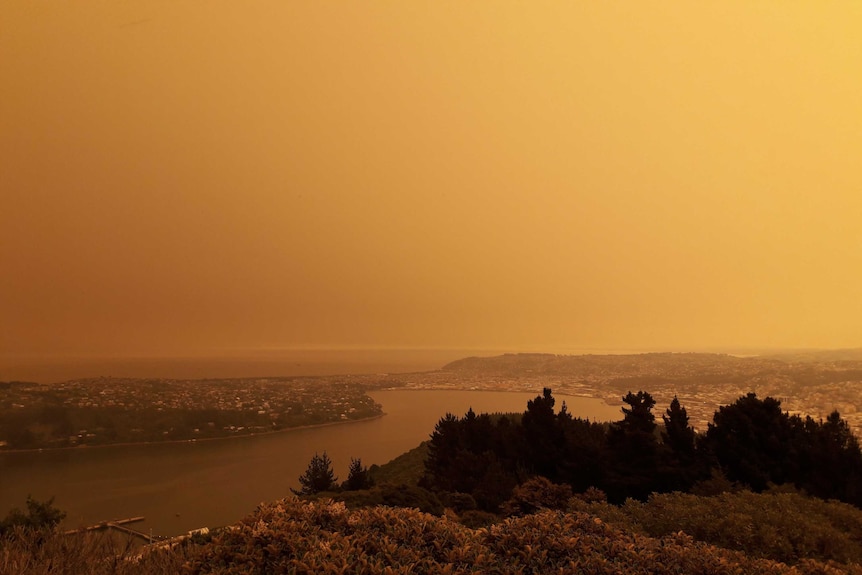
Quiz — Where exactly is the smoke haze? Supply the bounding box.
[2,2,861,358]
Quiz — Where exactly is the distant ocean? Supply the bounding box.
[0,349,492,384]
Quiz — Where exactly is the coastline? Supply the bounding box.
[2,388,620,455]
[0,413,387,455]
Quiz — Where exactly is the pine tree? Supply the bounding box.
[620,391,657,435]
[662,396,696,457]
[292,451,338,495]
[659,396,702,492]
[522,388,565,480]
[606,391,660,502]
[423,413,464,492]
[343,457,373,491]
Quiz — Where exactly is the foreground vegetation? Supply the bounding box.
[569,489,862,567]
[183,497,856,575]
[5,496,862,574]
[0,526,192,575]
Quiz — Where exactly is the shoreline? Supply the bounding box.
[1,388,620,455]
[0,413,387,455]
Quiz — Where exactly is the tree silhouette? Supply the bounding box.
[662,396,696,456]
[705,393,795,491]
[292,451,338,495]
[620,391,657,435]
[660,396,703,491]
[606,391,660,501]
[423,413,464,492]
[798,410,862,505]
[0,495,66,535]
[343,457,373,491]
[522,388,565,480]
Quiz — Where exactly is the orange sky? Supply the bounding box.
[2,2,861,357]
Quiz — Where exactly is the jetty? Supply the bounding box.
[64,516,154,543]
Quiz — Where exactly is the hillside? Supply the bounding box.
[368,441,429,486]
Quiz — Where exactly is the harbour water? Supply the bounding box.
[0,389,621,536]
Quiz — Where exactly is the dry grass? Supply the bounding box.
[0,527,193,575]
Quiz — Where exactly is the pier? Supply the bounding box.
[64,516,154,543]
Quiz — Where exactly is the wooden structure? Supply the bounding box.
[64,516,154,543]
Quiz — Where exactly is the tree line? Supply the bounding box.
[419,389,862,511]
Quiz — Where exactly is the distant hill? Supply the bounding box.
[441,352,780,377]
[763,348,862,363]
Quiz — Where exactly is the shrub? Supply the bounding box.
[0,496,66,535]
[574,490,862,566]
[501,476,572,516]
[458,509,498,529]
[440,491,477,512]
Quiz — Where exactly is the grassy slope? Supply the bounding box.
[368,441,428,486]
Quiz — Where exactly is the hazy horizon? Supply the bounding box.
[3,3,861,358]
[5,344,859,385]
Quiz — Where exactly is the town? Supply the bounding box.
[0,376,383,450]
